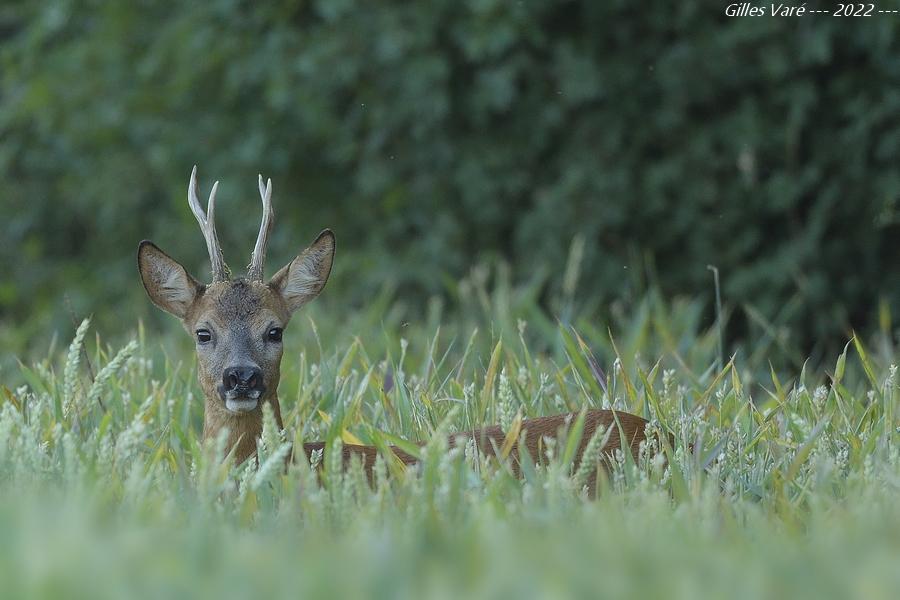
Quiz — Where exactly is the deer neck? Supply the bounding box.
[202,393,284,464]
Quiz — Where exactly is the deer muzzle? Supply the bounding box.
[220,365,266,413]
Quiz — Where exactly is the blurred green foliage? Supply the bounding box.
[2,0,900,363]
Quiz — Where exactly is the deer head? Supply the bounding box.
[137,167,334,461]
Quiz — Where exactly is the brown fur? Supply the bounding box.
[301,409,648,491]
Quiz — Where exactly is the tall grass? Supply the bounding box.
[0,279,898,599]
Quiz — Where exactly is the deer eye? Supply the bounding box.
[196,329,212,344]
[267,327,283,343]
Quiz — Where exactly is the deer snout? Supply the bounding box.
[223,366,264,393]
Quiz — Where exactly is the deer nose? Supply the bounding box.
[223,366,263,391]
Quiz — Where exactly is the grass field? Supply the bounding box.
[1,280,898,599]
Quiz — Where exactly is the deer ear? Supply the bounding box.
[269,230,335,314]
[137,240,202,319]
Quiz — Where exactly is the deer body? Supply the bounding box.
[138,167,648,481]
[302,409,647,486]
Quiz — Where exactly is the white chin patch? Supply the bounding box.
[225,398,259,413]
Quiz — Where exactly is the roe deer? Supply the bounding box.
[137,167,649,485]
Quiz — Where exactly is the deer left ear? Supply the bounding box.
[269,230,335,313]
[137,240,202,319]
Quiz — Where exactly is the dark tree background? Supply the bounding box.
[2,0,899,362]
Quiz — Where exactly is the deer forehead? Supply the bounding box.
[188,279,289,330]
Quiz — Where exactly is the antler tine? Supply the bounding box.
[188,166,229,282]
[247,174,274,281]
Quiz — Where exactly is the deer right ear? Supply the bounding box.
[137,240,202,319]
[269,230,335,314]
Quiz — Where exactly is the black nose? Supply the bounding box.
[223,366,263,391]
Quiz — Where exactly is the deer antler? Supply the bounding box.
[188,166,229,282]
[247,174,273,281]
